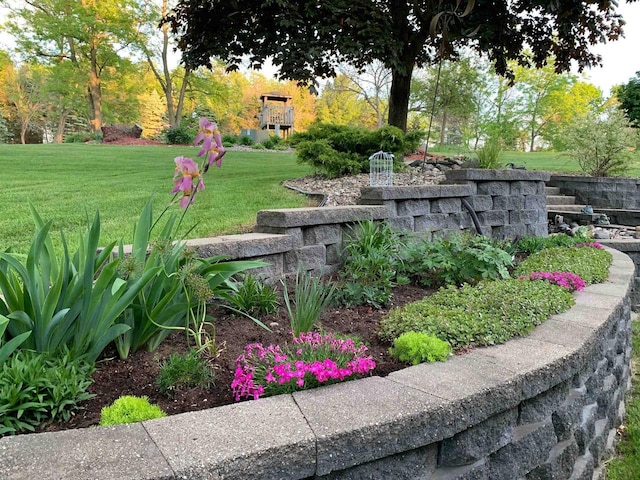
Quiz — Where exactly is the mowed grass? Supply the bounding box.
[0,144,313,254]
[605,318,640,480]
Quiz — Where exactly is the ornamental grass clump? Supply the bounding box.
[379,278,575,349]
[99,395,166,426]
[514,245,612,284]
[231,332,376,401]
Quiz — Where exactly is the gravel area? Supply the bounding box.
[283,166,447,206]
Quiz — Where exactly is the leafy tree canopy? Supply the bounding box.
[617,71,640,125]
[166,0,635,131]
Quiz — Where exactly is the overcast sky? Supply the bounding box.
[577,1,640,95]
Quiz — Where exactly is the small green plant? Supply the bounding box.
[379,278,575,349]
[64,132,101,143]
[99,395,166,426]
[513,233,591,255]
[225,274,279,316]
[403,233,513,287]
[514,245,612,284]
[336,220,408,308]
[476,138,503,169]
[261,136,281,150]
[282,270,336,336]
[0,350,94,436]
[239,134,254,146]
[389,331,452,364]
[221,134,238,146]
[156,350,215,394]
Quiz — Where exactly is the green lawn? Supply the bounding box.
[430,147,640,177]
[0,144,313,254]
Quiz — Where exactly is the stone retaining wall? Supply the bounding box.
[0,247,633,479]
[190,169,550,277]
[549,175,640,210]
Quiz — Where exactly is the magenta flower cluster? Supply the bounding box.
[573,242,604,250]
[231,332,376,401]
[519,271,586,292]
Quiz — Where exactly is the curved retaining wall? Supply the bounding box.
[0,247,634,480]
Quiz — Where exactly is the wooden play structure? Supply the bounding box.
[257,92,294,138]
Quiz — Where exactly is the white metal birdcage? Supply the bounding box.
[369,151,394,187]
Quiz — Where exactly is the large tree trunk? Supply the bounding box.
[55,110,70,143]
[388,65,414,132]
[440,110,448,145]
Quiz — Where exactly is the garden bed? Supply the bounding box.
[35,283,432,433]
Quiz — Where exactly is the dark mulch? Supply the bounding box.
[37,283,433,434]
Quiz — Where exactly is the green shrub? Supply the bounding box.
[239,135,254,146]
[514,245,612,284]
[291,123,421,178]
[164,125,195,145]
[0,350,94,436]
[335,220,408,308]
[379,278,575,349]
[403,234,513,287]
[221,134,238,146]
[389,332,451,364]
[99,395,166,426]
[251,143,266,150]
[261,136,281,150]
[156,350,215,394]
[64,132,101,143]
[0,314,30,365]
[226,274,279,316]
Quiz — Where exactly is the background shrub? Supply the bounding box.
[290,123,422,178]
[514,245,612,284]
[100,395,166,426]
[0,351,94,436]
[389,331,451,364]
[164,125,195,145]
[378,278,575,349]
[221,134,239,146]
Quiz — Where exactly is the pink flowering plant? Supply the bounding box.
[518,271,586,292]
[572,242,604,250]
[231,331,377,401]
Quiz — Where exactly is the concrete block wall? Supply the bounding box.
[549,175,640,210]
[1,247,633,479]
[225,169,551,276]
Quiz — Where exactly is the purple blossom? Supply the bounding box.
[573,242,604,250]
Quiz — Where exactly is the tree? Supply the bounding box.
[2,0,153,132]
[317,75,373,127]
[513,59,574,152]
[617,72,640,125]
[410,57,482,146]
[337,61,391,128]
[167,0,631,132]
[564,108,637,177]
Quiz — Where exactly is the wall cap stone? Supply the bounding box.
[256,205,389,228]
[360,184,473,201]
[446,169,551,182]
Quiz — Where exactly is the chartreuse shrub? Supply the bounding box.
[156,350,215,394]
[291,123,422,178]
[335,220,408,308]
[0,350,94,436]
[402,233,513,287]
[100,395,166,426]
[379,279,575,349]
[514,244,612,284]
[389,332,452,364]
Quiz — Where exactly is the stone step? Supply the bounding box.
[547,195,576,206]
[545,186,561,195]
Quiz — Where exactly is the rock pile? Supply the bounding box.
[101,124,143,143]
